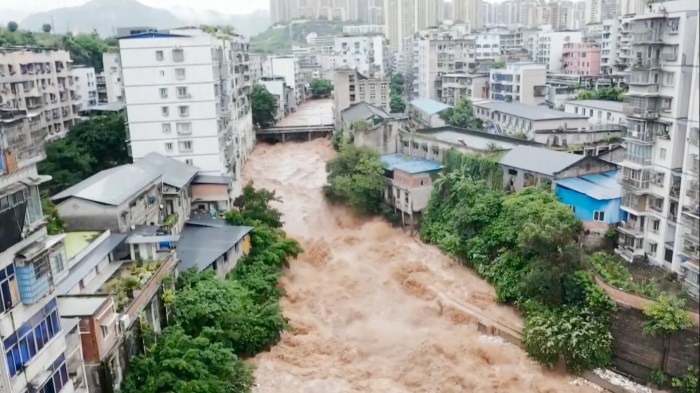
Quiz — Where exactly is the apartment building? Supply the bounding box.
[333,68,391,128]
[259,75,290,122]
[453,0,482,30]
[616,0,698,290]
[383,0,417,52]
[71,65,97,109]
[343,25,385,35]
[439,73,489,105]
[585,0,602,24]
[268,56,307,109]
[0,47,80,140]
[534,29,583,71]
[102,52,124,104]
[475,33,501,62]
[332,35,389,77]
[414,0,446,31]
[564,99,626,125]
[119,28,255,200]
[489,62,547,105]
[562,42,602,76]
[0,104,79,393]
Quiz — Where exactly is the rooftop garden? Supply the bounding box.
[102,260,162,312]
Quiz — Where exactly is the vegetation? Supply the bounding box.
[42,197,65,235]
[443,98,483,130]
[324,144,386,215]
[7,22,18,33]
[642,294,693,336]
[576,87,626,102]
[671,366,699,393]
[309,78,333,97]
[250,20,351,53]
[251,84,278,128]
[39,114,129,195]
[123,184,301,392]
[390,73,406,113]
[490,61,506,69]
[420,149,616,372]
[589,252,660,298]
[105,261,162,312]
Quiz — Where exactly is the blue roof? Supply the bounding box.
[556,171,621,200]
[410,99,452,115]
[380,154,443,174]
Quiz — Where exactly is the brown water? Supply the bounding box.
[245,139,599,393]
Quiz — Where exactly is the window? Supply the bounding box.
[164,142,173,152]
[162,123,171,134]
[593,211,605,222]
[175,68,186,80]
[178,140,193,152]
[101,325,110,338]
[185,159,194,165]
[161,106,169,117]
[155,50,164,61]
[661,97,672,111]
[178,105,189,117]
[648,242,658,254]
[176,87,188,98]
[172,49,184,62]
[159,88,168,99]
[3,304,61,378]
[659,148,667,160]
[176,122,191,135]
[652,219,660,232]
[159,70,165,77]
[0,265,17,313]
[663,72,674,86]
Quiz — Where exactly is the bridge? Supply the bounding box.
[256,98,334,143]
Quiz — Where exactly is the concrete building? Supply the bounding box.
[585,0,602,24]
[383,0,417,52]
[259,75,290,122]
[119,29,255,200]
[343,25,385,35]
[615,0,698,282]
[562,42,602,76]
[270,0,292,23]
[71,65,97,110]
[0,47,81,140]
[489,62,547,105]
[268,56,306,109]
[332,35,389,77]
[453,0,482,30]
[534,29,583,71]
[564,100,626,125]
[619,0,646,16]
[475,32,501,62]
[102,52,124,104]
[333,68,391,128]
[415,0,446,31]
[439,73,490,105]
[408,98,452,128]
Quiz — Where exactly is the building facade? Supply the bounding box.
[71,66,97,110]
[332,35,389,77]
[103,52,124,104]
[562,42,602,76]
[534,29,583,72]
[489,62,547,105]
[333,68,391,128]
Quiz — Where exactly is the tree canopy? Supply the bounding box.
[576,87,626,102]
[309,78,333,97]
[324,144,386,214]
[7,22,18,33]
[389,73,406,113]
[251,84,278,127]
[444,98,483,130]
[42,24,52,33]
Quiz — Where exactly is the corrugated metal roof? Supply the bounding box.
[475,101,588,121]
[410,99,452,115]
[192,175,232,185]
[565,100,625,113]
[556,171,621,200]
[380,154,443,174]
[134,152,198,189]
[341,102,389,125]
[56,233,128,295]
[52,165,160,206]
[500,145,583,176]
[177,225,253,273]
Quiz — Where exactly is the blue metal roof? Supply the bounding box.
[556,171,621,200]
[380,154,443,174]
[410,99,452,115]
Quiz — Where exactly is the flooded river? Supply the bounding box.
[244,139,600,393]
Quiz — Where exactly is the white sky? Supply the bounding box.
[3,0,269,14]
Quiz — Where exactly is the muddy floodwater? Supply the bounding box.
[244,139,600,393]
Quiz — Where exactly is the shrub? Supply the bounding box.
[650,367,668,388]
[671,366,699,393]
[643,294,693,336]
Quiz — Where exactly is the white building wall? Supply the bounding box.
[535,30,583,71]
[70,67,97,109]
[103,52,124,103]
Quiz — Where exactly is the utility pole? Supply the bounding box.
[51,16,55,35]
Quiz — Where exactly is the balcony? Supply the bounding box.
[620,173,651,191]
[623,129,655,143]
[624,154,653,166]
[621,194,648,214]
[631,57,660,70]
[617,219,646,237]
[688,154,699,174]
[624,106,659,120]
[628,84,659,95]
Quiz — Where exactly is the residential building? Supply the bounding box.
[332,35,389,77]
[563,100,626,125]
[342,101,405,154]
[0,89,79,393]
[268,56,306,109]
[439,72,490,106]
[380,154,443,232]
[475,32,502,62]
[408,98,451,128]
[619,0,645,16]
[414,0,446,31]
[489,62,547,105]
[562,42,602,76]
[0,47,81,140]
[103,52,124,104]
[453,0,482,30]
[259,75,290,122]
[556,171,628,234]
[616,0,698,277]
[500,145,618,192]
[119,28,255,200]
[383,0,417,52]
[270,0,292,23]
[190,174,234,212]
[342,25,386,35]
[71,65,97,109]
[585,0,602,24]
[534,29,583,72]
[333,68,391,128]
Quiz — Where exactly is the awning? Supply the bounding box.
[15,235,66,261]
[20,174,53,186]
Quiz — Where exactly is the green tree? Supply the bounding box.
[228,182,284,228]
[445,98,483,130]
[309,78,333,97]
[39,139,95,195]
[643,294,693,336]
[7,22,18,32]
[324,144,386,214]
[173,272,286,357]
[389,73,406,113]
[121,326,254,393]
[390,94,406,113]
[251,84,278,127]
[42,24,52,33]
[42,197,65,235]
[60,32,109,70]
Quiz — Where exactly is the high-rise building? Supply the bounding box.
[534,29,584,72]
[270,0,292,23]
[618,0,645,15]
[102,52,124,104]
[384,0,417,52]
[119,28,255,199]
[616,0,699,299]
[489,62,547,105]
[415,0,445,31]
[332,35,390,77]
[70,65,98,109]
[585,0,602,24]
[333,68,391,128]
[453,0,482,29]
[600,0,618,20]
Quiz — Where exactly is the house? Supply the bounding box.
[408,99,452,128]
[597,145,627,165]
[133,152,198,234]
[563,100,626,125]
[555,171,627,235]
[500,145,618,192]
[380,154,443,232]
[52,165,163,233]
[176,211,253,276]
[341,102,405,155]
[190,174,233,213]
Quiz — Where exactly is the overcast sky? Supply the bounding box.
[3,0,268,14]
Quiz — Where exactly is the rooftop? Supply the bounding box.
[417,126,542,151]
[52,165,160,206]
[475,101,588,121]
[380,154,443,174]
[84,102,126,113]
[500,145,584,176]
[565,100,625,113]
[177,224,253,273]
[410,99,452,115]
[192,174,232,185]
[341,101,389,125]
[57,295,111,317]
[134,152,199,190]
[556,171,622,200]
[64,231,102,259]
[57,233,128,295]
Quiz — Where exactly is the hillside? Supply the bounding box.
[169,7,270,38]
[250,20,354,54]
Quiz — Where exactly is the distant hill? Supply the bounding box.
[21,0,184,37]
[169,7,271,38]
[250,20,354,54]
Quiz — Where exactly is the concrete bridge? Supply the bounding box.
[256,124,334,143]
[256,98,334,143]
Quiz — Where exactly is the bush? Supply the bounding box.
[650,367,668,388]
[589,252,660,298]
[643,294,693,336]
[324,144,386,214]
[672,366,699,393]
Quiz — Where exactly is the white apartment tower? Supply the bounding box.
[489,62,548,105]
[453,0,482,30]
[103,52,124,104]
[585,0,602,24]
[70,65,97,109]
[616,0,699,300]
[332,35,389,77]
[384,0,417,52]
[119,28,255,198]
